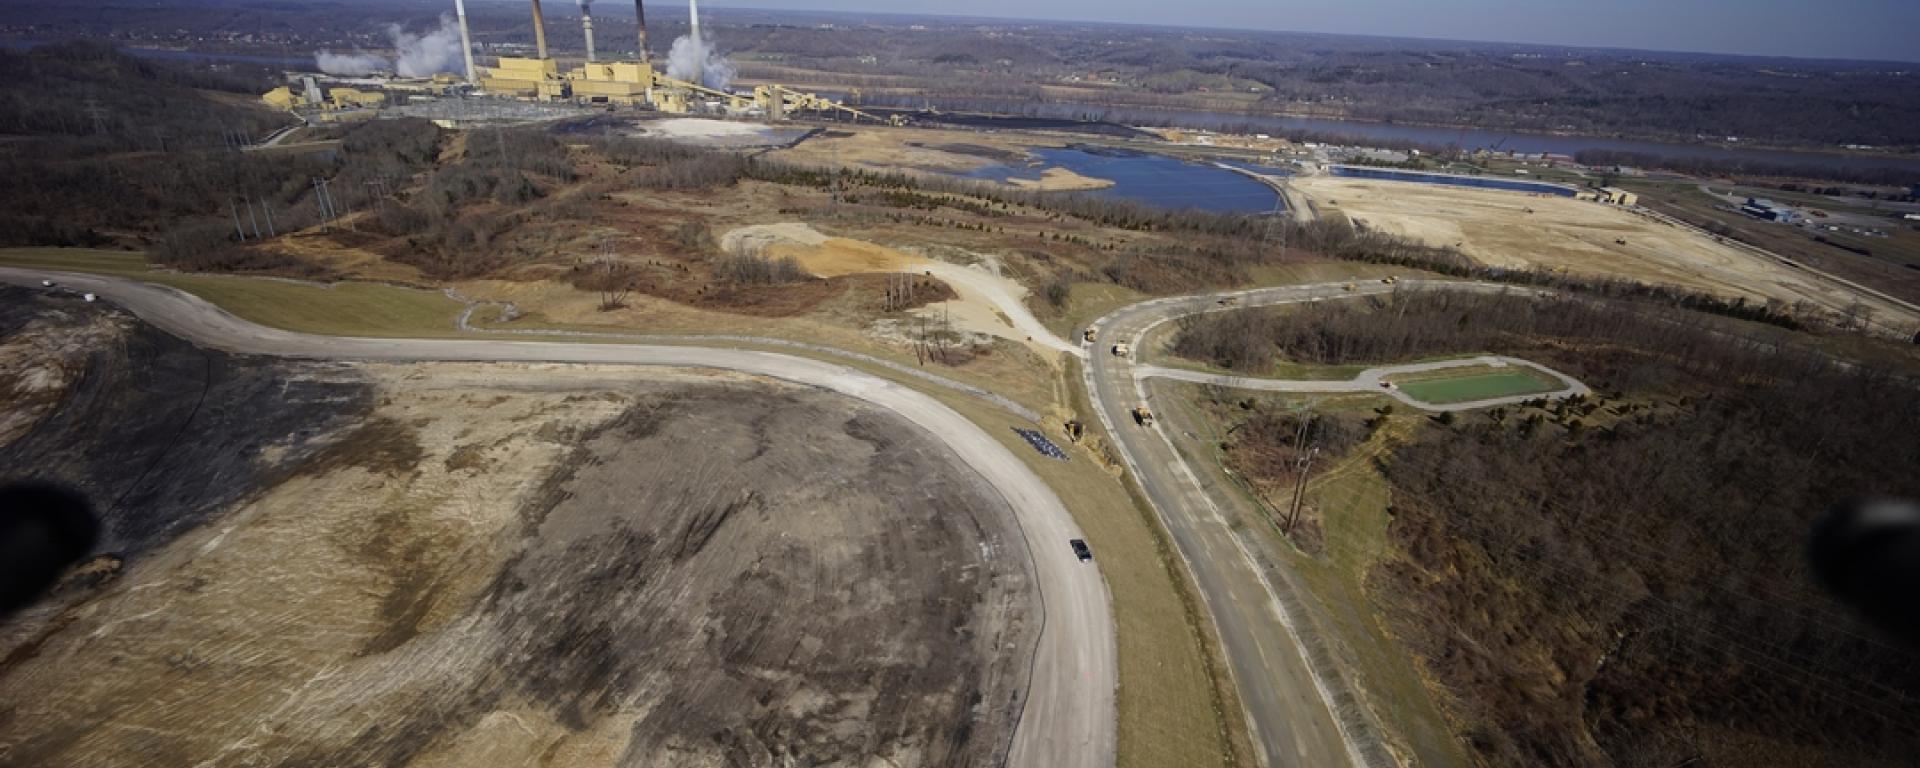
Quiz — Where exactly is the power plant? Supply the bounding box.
[266,0,897,125]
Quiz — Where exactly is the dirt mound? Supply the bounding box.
[721,223,914,277]
[0,287,373,557]
[0,296,1039,767]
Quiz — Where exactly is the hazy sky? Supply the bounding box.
[713,0,1920,63]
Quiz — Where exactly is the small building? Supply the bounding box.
[1597,187,1639,206]
[328,88,387,109]
[1742,197,1788,221]
[261,85,302,110]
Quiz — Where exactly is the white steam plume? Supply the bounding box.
[389,15,466,77]
[316,50,386,76]
[314,15,466,78]
[666,34,734,91]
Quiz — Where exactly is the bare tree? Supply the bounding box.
[592,239,635,311]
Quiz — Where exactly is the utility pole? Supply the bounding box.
[312,177,337,231]
[229,198,247,241]
[1284,446,1321,536]
[258,196,276,237]
[365,179,387,213]
[1260,177,1289,260]
[1282,403,1319,536]
[82,97,109,136]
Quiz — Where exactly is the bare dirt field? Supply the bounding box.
[1293,176,1917,327]
[0,289,1037,767]
[767,125,1112,191]
[721,223,1073,358]
[631,117,814,148]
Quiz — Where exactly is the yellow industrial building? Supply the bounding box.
[265,0,899,125]
[262,81,399,112]
[481,56,569,101]
[474,54,882,122]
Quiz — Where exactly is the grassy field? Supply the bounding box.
[1,248,466,338]
[1057,359,1253,768]
[1391,365,1562,404]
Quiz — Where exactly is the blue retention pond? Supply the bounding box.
[1329,165,1578,196]
[968,146,1286,214]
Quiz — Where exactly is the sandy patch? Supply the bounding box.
[720,222,831,259]
[1294,175,1916,326]
[770,126,1003,174]
[719,223,1079,356]
[1008,166,1116,192]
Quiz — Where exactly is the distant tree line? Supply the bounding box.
[1577,149,1919,188]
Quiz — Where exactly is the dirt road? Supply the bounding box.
[1133,355,1589,412]
[0,268,1116,768]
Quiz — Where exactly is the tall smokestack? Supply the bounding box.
[689,0,701,84]
[529,0,550,59]
[634,0,649,63]
[579,0,596,62]
[453,0,477,83]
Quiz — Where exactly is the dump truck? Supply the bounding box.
[1131,406,1154,426]
[1111,342,1131,357]
[1343,283,1357,292]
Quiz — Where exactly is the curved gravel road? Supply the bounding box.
[1134,355,1589,412]
[0,268,1116,768]
[1083,278,1558,768]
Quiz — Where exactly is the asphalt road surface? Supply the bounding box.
[0,268,1116,768]
[1134,354,1589,412]
[1082,279,1541,768]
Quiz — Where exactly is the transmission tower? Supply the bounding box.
[81,97,109,136]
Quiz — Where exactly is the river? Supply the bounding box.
[879,98,1920,177]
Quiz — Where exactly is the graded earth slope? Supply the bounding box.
[0,285,1088,767]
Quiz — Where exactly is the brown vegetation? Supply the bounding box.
[1207,290,1920,766]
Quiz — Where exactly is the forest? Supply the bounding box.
[7,1,1917,155]
[1177,290,1920,766]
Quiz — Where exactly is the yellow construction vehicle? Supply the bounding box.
[1132,407,1154,427]
[1083,328,1097,342]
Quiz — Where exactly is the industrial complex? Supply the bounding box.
[262,0,895,125]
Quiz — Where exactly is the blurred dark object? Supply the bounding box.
[0,483,98,617]
[1811,498,1920,649]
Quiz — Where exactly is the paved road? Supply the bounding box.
[1082,278,1551,768]
[1,268,1116,768]
[1135,354,1590,412]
